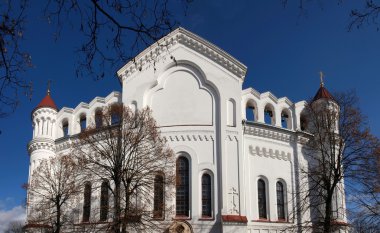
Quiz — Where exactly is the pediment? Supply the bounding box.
[117,27,247,81]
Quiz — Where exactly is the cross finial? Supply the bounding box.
[319,71,324,87]
[47,80,51,95]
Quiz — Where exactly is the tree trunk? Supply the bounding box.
[113,182,121,233]
[323,193,333,233]
[55,202,61,233]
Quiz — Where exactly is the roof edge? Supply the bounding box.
[116,27,247,81]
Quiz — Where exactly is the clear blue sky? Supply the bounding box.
[0,0,379,217]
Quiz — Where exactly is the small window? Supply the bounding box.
[95,110,103,128]
[83,182,92,222]
[264,106,274,125]
[276,182,286,220]
[62,121,69,137]
[246,100,257,122]
[176,157,190,217]
[111,105,121,125]
[258,179,267,219]
[201,173,212,217]
[80,114,86,132]
[100,180,109,221]
[153,174,165,219]
[281,112,289,129]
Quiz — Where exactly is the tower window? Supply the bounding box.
[176,157,190,217]
[201,173,212,217]
[258,179,267,219]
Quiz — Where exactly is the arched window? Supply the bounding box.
[264,105,274,125]
[227,99,236,126]
[201,173,212,217]
[245,100,257,122]
[300,114,308,131]
[62,120,69,137]
[276,182,285,220]
[153,174,164,218]
[83,182,92,222]
[80,114,86,132]
[281,110,291,129]
[95,109,103,129]
[176,157,190,217]
[100,180,109,221]
[258,179,267,219]
[111,105,121,125]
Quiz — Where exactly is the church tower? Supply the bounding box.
[27,86,58,179]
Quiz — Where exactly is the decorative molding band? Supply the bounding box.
[244,124,294,143]
[249,145,291,162]
[244,123,310,145]
[28,138,55,154]
[117,27,247,81]
[163,134,214,142]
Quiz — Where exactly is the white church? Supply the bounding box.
[26,28,348,232]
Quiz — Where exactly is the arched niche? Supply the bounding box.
[145,64,216,127]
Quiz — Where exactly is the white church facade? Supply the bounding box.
[26,28,348,232]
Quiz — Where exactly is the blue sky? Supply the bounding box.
[0,0,379,225]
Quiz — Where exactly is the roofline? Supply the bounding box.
[116,27,247,82]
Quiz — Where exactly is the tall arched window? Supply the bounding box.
[153,174,164,218]
[100,180,109,221]
[83,182,92,222]
[95,109,103,129]
[246,99,257,122]
[201,173,212,217]
[277,181,285,220]
[80,114,86,132]
[176,157,190,217]
[62,120,69,137]
[258,179,267,219]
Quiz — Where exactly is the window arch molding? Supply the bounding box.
[256,176,269,220]
[275,178,287,221]
[93,107,104,129]
[199,169,214,218]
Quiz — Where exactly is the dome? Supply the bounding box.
[34,93,58,111]
[312,86,335,102]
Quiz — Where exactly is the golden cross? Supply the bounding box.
[319,71,324,87]
[47,80,51,95]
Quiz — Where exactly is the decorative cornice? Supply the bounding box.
[244,122,310,145]
[31,108,57,120]
[163,134,214,142]
[117,27,247,81]
[28,138,55,154]
[249,145,291,161]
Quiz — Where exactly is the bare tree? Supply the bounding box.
[289,91,380,232]
[4,221,25,233]
[0,0,189,117]
[282,0,380,31]
[0,0,32,118]
[27,154,84,233]
[43,0,189,79]
[74,105,175,233]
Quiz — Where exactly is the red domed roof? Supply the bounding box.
[312,86,335,102]
[35,93,58,111]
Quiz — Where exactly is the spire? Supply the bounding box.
[312,72,335,102]
[47,80,51,96]
[33,81,58,111]
[319,71,324,87]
